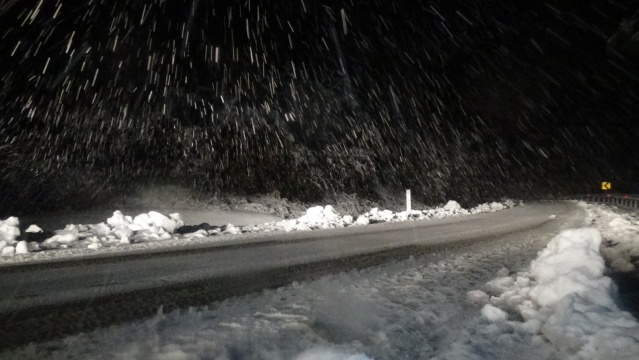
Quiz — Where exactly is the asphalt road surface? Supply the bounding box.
[0,202,584,350]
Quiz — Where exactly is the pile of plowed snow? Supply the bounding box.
[0,199,519,260]
[467,202,639,359]
[580,201,639,272]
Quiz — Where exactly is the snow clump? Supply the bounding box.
[0,217,20,256]
[25,224,43,233]
[0,217,20,243]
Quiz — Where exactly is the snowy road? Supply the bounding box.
[0,202,584,350]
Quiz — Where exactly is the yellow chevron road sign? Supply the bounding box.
[601,182,612,191]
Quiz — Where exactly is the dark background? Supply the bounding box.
[1,0,638,215]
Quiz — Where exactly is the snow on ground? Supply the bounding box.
[580,201,639,273]
[0,200,519,264]
[0,207,566,360]
[8,199,638,359]
[462,202,639,360]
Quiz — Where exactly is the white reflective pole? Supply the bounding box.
[406,189,411,212]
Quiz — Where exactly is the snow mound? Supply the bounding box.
[0,199,520,261]
[39,210,184,251]
[476,227,639,359]
[529,228,607,308]
[270,199,517,233]
[1,246,15,256]
[579,201,639,272]
[469,201,512,214]
[42,225,80,249]
[15,241,29,254]
[275,205,347,231]
[0,217,20,243]
[0,217,23,255]
[25,224,43,233]
[443,200,462,211]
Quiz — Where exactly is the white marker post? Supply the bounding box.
[406,189,411,212]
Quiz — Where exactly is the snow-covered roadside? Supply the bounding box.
[0,201,571,360]
[0,200,518,264]
[464,201,639,359]
[4,200,636,359]
[580,201,639,273]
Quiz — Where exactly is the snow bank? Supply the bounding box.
[274,205,352,231]
[528,229,608,308]
[469,200,520,214]
[1,210,185,255]
[476,227,639,359]
[270,199,518,232]
[579,201,639,272]
[0,199,519,260]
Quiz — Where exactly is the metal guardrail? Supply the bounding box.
[564,194,639,209]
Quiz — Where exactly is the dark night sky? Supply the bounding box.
[1,0,638,214]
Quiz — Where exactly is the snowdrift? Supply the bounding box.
[473,226,639,359]
[0,200,519,261]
